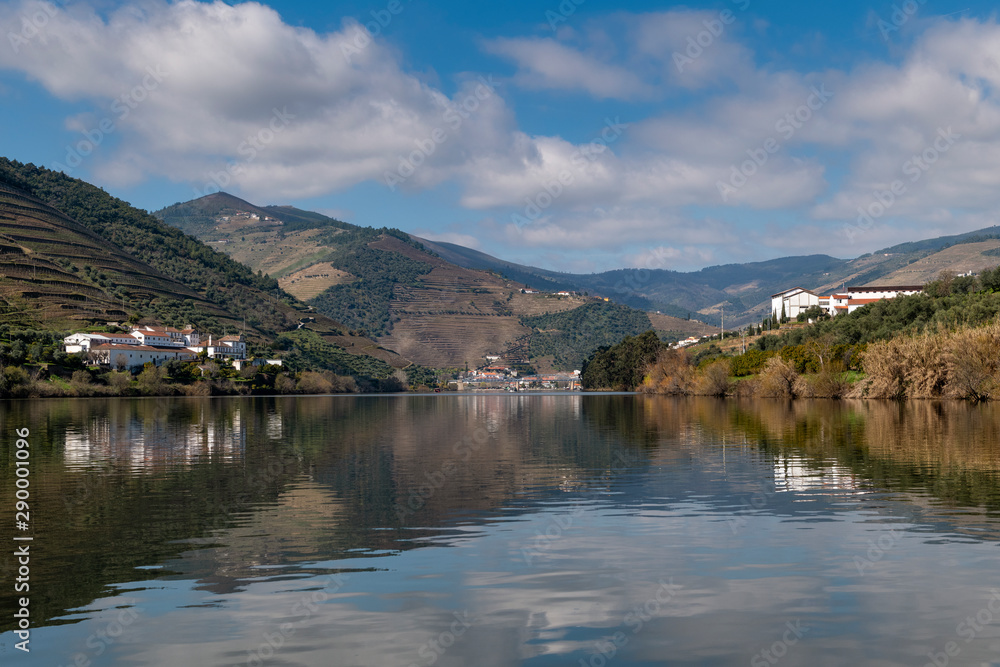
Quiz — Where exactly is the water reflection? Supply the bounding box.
[1,395,1000,666]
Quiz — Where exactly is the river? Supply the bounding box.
[2,395,1000,666]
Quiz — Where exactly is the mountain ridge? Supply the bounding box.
[0,158,411,374]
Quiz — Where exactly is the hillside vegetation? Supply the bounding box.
[584,267,1000,401]
[0,179,227,329]
[157,193,662,372]
[0,159,412,384]
[0,159,295,334]
[422,226,1000,327]
[525,302,653,371]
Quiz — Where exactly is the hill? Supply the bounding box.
[0,159,410,375]
[157,191,1000,370]
[157,194,643,371]
[0,179,220,328]
[420,227,1000,327]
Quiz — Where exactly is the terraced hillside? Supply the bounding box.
[0,159,410,373]
[0,180,223,327]
[158,194,602,370]
[364,235,590,369]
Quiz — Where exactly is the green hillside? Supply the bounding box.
[0,176,229,329]
[155,193,667,371]
[420,233,1000,327]
[0,158,411,378]
[524,301,653,370]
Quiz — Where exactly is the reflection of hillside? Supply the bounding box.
[174,481,348,594]
[7,394,1000,637]
[0,395,646,631]
[698,398,1000,537]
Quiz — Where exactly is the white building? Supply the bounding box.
[130,325,194,347]
[187,334,247,360]
[770,287,821,319]
[63,332,143,353]
[831,285,924,315]
[772,285,924,320]
[90,343,195,369]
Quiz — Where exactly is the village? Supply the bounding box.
[56,284,924,382]
[452,365,582,391]
[62,325,281,371]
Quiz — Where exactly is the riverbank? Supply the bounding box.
[0,365,404,398]
[638,322,1000,401]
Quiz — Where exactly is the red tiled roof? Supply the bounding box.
[92,344,192,352]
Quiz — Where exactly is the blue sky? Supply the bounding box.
[2,0,1000,272]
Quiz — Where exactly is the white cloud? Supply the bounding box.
[484,37,653,100]
[5,2,1000,266]
[0,0,517,199]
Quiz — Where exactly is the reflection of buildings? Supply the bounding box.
[62,408,246,470]
[63,326,246,369]
[772,457,865,493]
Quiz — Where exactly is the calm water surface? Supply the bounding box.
[2,395,1000,666]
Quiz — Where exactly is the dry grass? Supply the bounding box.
[641,349,696,395]
[857,322,1000,400]
[278,262,354,300]
[757,357,800,398]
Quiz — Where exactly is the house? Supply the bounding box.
[772,285,924,320]
[89,343,195,369]
[64,333,128,353]
[832,285,924,315]
[186,334,247,360]
[771,287,820,319]
[130,325,199,347]
[232,358,282,371]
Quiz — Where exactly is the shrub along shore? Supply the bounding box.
[583,322,1000,401]
[581,273,1000,402]
[1,362,404,398]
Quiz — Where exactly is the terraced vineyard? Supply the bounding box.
[156,192,661,371]
[0,181,223,327]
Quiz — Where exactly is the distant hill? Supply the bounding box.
[157,194,665,371]
[420,230,1000,327]
[156,191,1000,367]
[0,158,410,373]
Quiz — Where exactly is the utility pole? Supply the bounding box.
[721,305,724,341]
